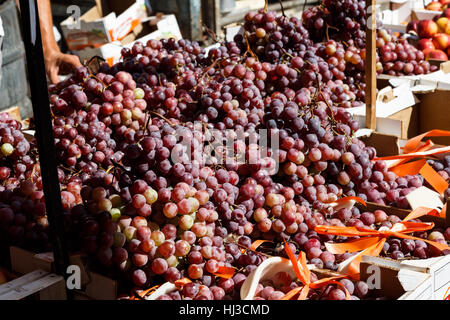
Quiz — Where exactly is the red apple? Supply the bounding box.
[407,21,419,33]
[432,33,450,50]
[440,0,450,5]
[427,49,449,61]
[418,20,439,38]
[417,38,436,51]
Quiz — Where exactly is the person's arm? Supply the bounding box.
[16,0,82,83]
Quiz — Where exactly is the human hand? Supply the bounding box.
[44,50,82,84]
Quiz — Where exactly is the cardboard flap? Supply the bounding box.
[398,269,431,291]
[412,70,450,93]
[440,61,450,74]
[349,82,417,118]
[377,86,395,103]
[406,186,445,211]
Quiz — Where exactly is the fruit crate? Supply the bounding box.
[305,254,449,300]
[356,199,450,228]
[359,255,450,300]
[8,246,118,300]
[0,269,66,300]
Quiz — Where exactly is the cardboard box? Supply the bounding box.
[61,0,149,51]
[356,130,401,156]
[360,255,450,300]
[381,0,411,32]
[376,62,450,146]
[74,14,182,66]
[381,0,442,32]
[411,62,450,146]
[355,199,450,228]
[9,247,118,300]
[313,256,444,300]
[349,83,419,140]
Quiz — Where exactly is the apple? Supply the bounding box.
[427,49,449,61]
[433,33,450,50]
[437,17,449,31]
[407,21,419,33]
[417,38,436,51]
[440,0,450,5]
[418,20,439,38]
[447,46,450,57]
[426,1,442,11]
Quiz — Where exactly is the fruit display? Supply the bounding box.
[424,1,450,12]
[407,11,450,60]
[1,2,450,300]
[301,0,438,76]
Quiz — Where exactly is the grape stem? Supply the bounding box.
[149,111,175,127]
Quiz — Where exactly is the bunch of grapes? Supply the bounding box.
[2,4,450,300]
[251,271,379,300]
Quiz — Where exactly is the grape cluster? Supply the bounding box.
[1,5,449,300]
[302,0,437,77]
[251,271,379,300]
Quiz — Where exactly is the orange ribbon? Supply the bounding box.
[130,284,161,300]
[390,160,449,196]
[212,266,236,279]
[384,140,434,170]
[374,146,450,162]
[250,240,272,252]
[373,131,449,216]
[130,278,193,300]
[403,130,450,154]
[281,239,352,300]
[419,163,449,195]
[314,207,450,279]
[331,196,367,207]
[241,239,272,254]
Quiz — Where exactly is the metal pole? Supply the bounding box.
[18,0,70,289]
[365,0,377,130]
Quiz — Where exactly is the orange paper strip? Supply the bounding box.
[174,278,191,288]
[374,146,450,162]
[386,140,434,169]
[333,196,367,207]
[419,163,449,195]
[403,207,440,221]
[213,266,235,279]
[283,239,308,285]
[403,130,450,154]
[324,236,383,254]
[390,159,427,177]
[314,206,450,277]
[282,244,351,300]
[250,240,272,252]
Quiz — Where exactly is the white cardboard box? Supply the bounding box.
[74,15,182,66]
[361,255,450,300]
[348,82,419,138]
[61,0,148,51]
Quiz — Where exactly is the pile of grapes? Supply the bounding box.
[0,5,449,300]
[301,0,438,77]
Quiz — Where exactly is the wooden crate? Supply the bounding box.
[359,255,450,300]
[1,106,21,121]
[312,255,450,300]
[0,269,66,300]
[356,199,450,228]
[9,246,118,300]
